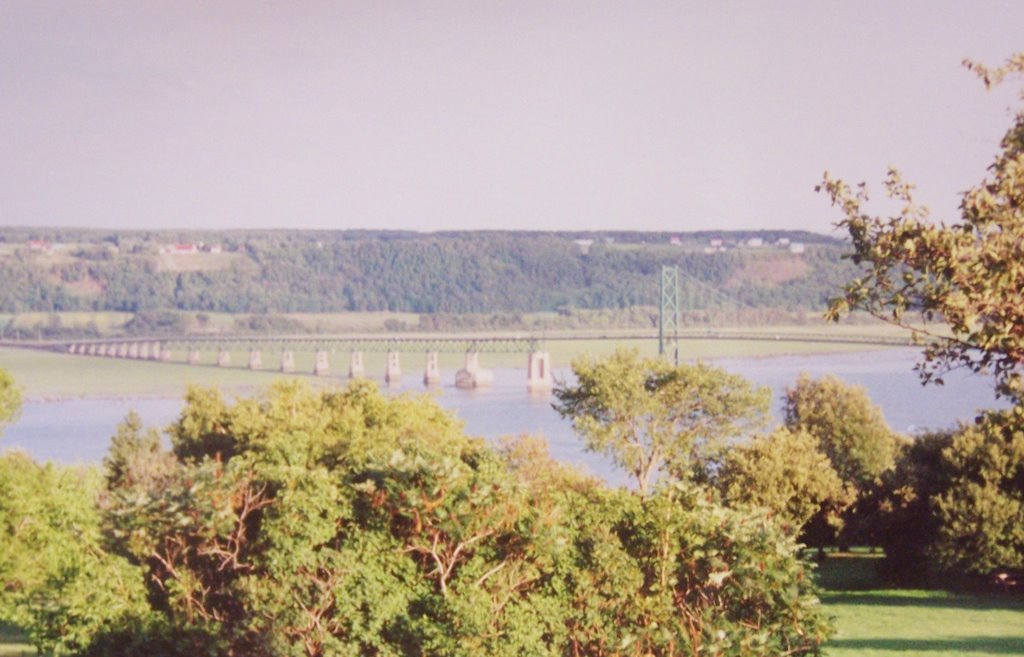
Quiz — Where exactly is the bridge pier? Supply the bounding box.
[248,349,262,370]
[527,351,553,391]
[280,350,295,372]
[116,343,128,358]
[217,349,231,367]
[187,348,201,365]
[158,343,172,361]
[87,344,98,356]
[313,350,329,376]
[456,351,494,389]
[139,342,150,360]
[67,344,78,355]
[128,342,140,359]
[385,351,401,385]
[423,351,440,386]
[349,351,364,379]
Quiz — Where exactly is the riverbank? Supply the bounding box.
[0,325,904,400]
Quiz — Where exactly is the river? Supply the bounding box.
[0,349,1005,483]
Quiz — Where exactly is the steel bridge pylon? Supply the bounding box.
[659,265,680,365]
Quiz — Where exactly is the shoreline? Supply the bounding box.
[17,346,907,404]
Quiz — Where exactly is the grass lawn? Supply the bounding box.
[0,623,35,657]
[819,553,1024,657]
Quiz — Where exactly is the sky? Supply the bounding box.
[1,1,1022,234]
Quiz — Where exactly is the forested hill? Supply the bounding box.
[0,228,857,315]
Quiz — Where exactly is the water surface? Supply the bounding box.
[1,349,1004,483]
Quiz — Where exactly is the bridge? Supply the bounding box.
[0,329,915,391]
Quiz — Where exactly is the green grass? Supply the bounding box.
[0,623,36,656]
[818,554,1024,657]
[0,347,308,399]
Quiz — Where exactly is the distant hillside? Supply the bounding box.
[0,229,857,315]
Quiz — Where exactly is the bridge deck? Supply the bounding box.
[1,329,920,354]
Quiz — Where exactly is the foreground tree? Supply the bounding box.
[874,430,957,583]
[4,378,832,656]
[820,54,1024,403]
[821,53,1024,576]
[553,349,770,495]
[0,367,20,432]
[717,427,849,536]
[784,374,901,490]
[0,453,152,655]
[932,410,1024,575]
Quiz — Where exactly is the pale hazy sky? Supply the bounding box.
[2,1,1022,233]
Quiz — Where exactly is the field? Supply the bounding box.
[2,312,133,337]
[818,554,1024,657]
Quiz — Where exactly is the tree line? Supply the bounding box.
[0,230,856,315]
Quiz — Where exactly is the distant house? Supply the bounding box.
[573,239,595,254]
[789,242,805,254]
[776,237,791,246]
[669,236,682,246]
[746,238,764,248]
[173,244,199,254]
[208,244,223,254]
[27,239,50,252]
[703,246,718,254]
[709,238,723,247]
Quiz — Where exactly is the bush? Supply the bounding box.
[4,380,832,655]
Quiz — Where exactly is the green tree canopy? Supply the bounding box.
[4,378,832,656]
[0,453,151,655]
[820,54,1024,402]
[932,410,1024,575]
[820,53,1024,576]
[784,373,901,489]
[0,368,21,433]
[717,427,849,535]
[553,349,770,495]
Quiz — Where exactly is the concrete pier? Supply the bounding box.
[116,343,128,358]
[349,351,364,379]
[313,350,329,376]
[280,350,295,372]
[456,351,494,389]
[423,351,441,386]
[217,349,231,367]
[149,342,163,361]
[160,345,172,362]
[385,351,401,385]
[128,342,140,359]
[88,344,99,356]
[188,348,201,365]
[527,351,553,391]
[139,342,150,360]
[248,349,262,370]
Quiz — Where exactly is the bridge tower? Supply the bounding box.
[659,265,680,365]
